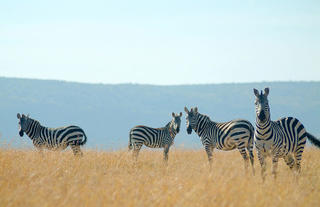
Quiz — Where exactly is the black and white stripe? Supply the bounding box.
[17,113,87,155]
[254,88,320,180]
[129,112,182,162]
[185,107,255,173]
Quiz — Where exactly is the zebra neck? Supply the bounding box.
[25,120,43,139]
[195,114,211,136]
[166,122,176,138]
[168,127,176,138]
[255,117,272,139]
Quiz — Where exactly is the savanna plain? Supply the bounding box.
[0,147,319,207]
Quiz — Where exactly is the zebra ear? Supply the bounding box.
[17,113,21,119]
[194,107,198,113]
[172,112,175,117]
[264,88,269,97]
[179,112,182,117]
[184,107,189,113]
[253,88,259,98]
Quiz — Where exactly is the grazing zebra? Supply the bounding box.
[254,88,320,180]
[184,107,255,173]
[129,112,182,162]
[17,113,87,156]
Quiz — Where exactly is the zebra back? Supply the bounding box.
[185,107,254,150]
[129,123,173,148]
[18,114,87,149]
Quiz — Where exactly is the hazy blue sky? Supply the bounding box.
[1,0,319,85]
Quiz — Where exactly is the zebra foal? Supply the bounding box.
[254,88,320,181]
[184,106,255,174]
[129,112,182,162]
[17,113,87,156]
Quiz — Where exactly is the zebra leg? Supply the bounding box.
[36,146,44,155]
[247,138,255,175]
[248,149,255,175]
[204,144,213,168]
[258,151,267,182]
[284,154,295,170]
[238,146,249,172]
[271,156,279,180]
[294,151,303,174]
[163,145,170,164]
[133,144,142,161]
[70,144,83,157]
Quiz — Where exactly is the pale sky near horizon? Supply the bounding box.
[1,0,320,85]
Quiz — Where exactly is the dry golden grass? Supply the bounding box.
[0,148,320,207]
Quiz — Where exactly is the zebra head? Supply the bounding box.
[17,113,30,137]
[253,88,270,124]
[184,106,199,134]
[170,112,182,134]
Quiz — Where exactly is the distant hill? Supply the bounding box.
[0,77,319,149]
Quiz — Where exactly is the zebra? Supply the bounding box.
[17,113,87,156]
[129,112,182,162]
[253,88,320,180]
[184,106,255,173]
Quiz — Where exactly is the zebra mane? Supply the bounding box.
[198,113,211,122]
[27,117,41,125]
[164,121,172,128]
[154,121,171,130]
[25,117,47,132]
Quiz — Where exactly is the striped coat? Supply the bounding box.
[185,107,255,173]
[129,112,182,162]
[17,113,87,155]
[254,88,320,180]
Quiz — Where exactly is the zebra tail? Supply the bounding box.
[248,123,255,151]
[128,130,133,151]
[307,132,320,148]
[80,131,87,146]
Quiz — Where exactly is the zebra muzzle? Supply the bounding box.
[258,111,266,122]
[19,130,24,137]
[187,126,192,134]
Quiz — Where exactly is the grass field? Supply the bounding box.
[0,148,319,207]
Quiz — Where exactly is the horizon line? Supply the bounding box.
[0,75,319,86]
